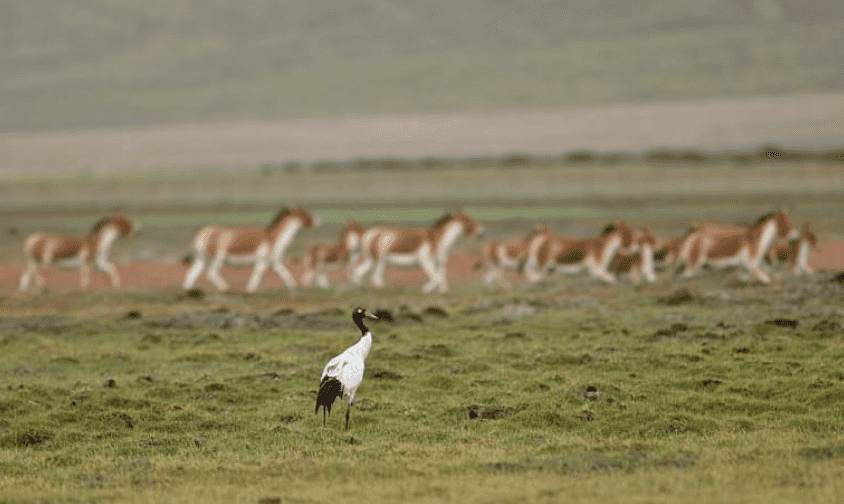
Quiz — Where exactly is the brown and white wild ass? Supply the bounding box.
[182,207,317,293]
[19,215,133,292]
[609,227,658,284]
[301,220,365,288]
[522,221,635,284]
[676,210,797,284]
[351,211,483,293]
[478,224,549,287]
[766,222,816,275]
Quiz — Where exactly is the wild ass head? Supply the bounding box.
[90,215,133,237]
[523,223,550,244]
[433,211,484,238]
[632,227,657,249]
[755,211,797,240]
[601,221,635,251]
[267,207,318,231]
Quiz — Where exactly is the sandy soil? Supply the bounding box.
[2,93,844,173]
[1,242,841,293]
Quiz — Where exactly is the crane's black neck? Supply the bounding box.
[352,314,369,336]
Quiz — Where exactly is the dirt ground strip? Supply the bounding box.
[2,93,843,172]
[1,241,842,293]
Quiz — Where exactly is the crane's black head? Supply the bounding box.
[352,307,378,335]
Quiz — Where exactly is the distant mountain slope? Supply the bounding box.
[1,0,842,131]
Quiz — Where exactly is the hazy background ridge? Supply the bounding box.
[2,0,843,132]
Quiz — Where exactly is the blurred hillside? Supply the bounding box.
[2,0,843,132]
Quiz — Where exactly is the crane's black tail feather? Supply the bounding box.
[315,377,344,417]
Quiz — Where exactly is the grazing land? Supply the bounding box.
[1,275,844,503]
[0,158,843,502]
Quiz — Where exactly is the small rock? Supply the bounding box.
[658,288,694,305]
[184,288,205,300]
[653,323,689,338]
[423,306,449,318]
[812,319,841,332]
[104,378,117,388]
[583,385,600,400]
[765,318,799,329]
[370,369,403,380]
[466,405,513,420]
[401,312,424,322]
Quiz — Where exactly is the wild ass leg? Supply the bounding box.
[748,262,771,284]
[316,270,330,289]
[206,252,230,292]
[351,257,373,286]
[746,245,772,284]
[371,257,387,289]
[246,259,269,293]
[795,242,813,275]
[522,255,545,284]
[586,257,617,284]
[34,263,46,289]
[682,236,713,279]
[482,266,505,286]
[345,252,360,284]
[301,262,316,287]
[183,253,206,290]
[96,256,121,288]
[629,267,641,285]
[271,260,298,289]
[420,250,441,293]
[80,262,92,289]
[642,248,657,283]
[435,255,449,293]
[18,260,38,292]
[746,255,771,284]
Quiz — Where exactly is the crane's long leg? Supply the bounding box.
[345,403,351,430]
[323,408,326,426]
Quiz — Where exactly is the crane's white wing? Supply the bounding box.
[338,356,365,396]
[320,354,346,381]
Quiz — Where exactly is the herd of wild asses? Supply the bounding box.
[16,208,816,293]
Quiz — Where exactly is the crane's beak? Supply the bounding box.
[365,312,379,320]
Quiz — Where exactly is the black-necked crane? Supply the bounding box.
[315,307,379,429]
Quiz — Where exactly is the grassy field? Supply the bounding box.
[0,159,843,502]
[2,1,843,131]
[1,274,843,502]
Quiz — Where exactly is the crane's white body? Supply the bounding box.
[320,331,372,404]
